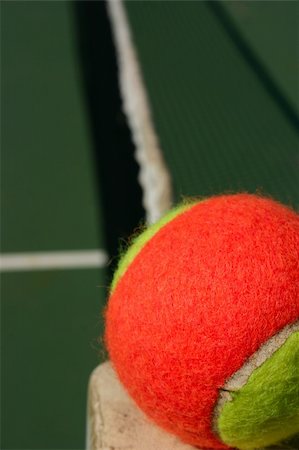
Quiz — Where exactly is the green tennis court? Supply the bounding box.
[1,3,109,448]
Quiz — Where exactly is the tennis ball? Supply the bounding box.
[105,194,299,449]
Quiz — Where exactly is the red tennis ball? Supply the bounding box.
[105,194,299,449]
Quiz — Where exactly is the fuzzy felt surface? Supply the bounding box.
[110,202,194,292]
[105,194,299,449]
[218,331,299,449]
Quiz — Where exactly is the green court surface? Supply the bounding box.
[224,1,299,114]
[1,1,102,253]
[2,270,107,449]
[1,2,107,449]
[125,1,299,208]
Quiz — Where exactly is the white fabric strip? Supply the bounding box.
[0,250,108,272]
[107,0,173,224]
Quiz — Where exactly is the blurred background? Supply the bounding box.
[1,1,298,449]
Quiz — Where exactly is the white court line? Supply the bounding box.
[0,250,108,272]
